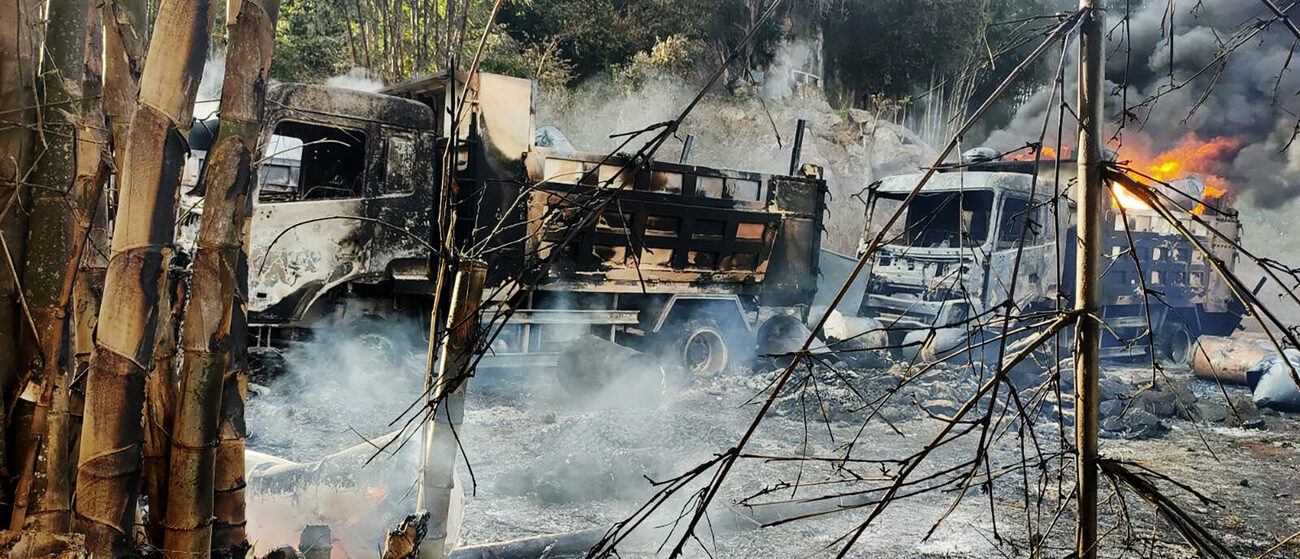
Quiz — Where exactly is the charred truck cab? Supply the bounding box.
[856,152,1244,365]
[245,85,438,329]
[221,72,826,376]
[859,170,1062,337]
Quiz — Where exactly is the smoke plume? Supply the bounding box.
[983,1,1300,206]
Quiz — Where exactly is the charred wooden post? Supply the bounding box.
[418,260,487,559]
[73,0,216,554]
[678,133,695,164]
[1074,1,1104,558]
[163,0,279,555]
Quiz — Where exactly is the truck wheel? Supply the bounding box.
[1160,321,1196,367]
[671,316,740,378]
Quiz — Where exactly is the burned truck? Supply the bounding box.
[196,72,825,376]
[851,151,1244,365]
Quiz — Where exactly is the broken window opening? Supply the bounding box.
[258,120,368,203]
[871,191,993,248]
[997,197,1038,250]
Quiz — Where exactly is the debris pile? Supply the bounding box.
[0,531,88,559]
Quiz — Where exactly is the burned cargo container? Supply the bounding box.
[853,152,1243,364]
[204,72,825,376]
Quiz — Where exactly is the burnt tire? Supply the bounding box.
[1160,320,1196,367]
[669,316,745,379]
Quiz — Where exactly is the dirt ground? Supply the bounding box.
[243,340,1300,559]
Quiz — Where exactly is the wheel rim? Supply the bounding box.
[1168,327,1193,365]
[683,329,728,376]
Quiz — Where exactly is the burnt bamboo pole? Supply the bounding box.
[1074,1,1104,558]
[73,0,216,554]
[417,260,487,559]
[162,0,279,555]
[10,0,107,531]
[27,0,111,531]
[103,0,146,174]
[211,255,250,557]
[0,0,40,445]
[142,267,184,543]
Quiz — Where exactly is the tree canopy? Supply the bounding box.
[269,0,1058,109]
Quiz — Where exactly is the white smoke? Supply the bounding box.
[245,316,428,555]
[324,67,386,92]
[193,47,226,119]
[761,37,823,100]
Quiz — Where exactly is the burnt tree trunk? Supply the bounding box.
[73,0,215,554]
[163,0,279,555]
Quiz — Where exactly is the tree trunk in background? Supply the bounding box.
[10,0,105,531]
[73,0,215,554]
[164,0,279,554]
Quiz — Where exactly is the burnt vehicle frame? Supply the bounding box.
[854,155,1244,364]
[189,72,828,375]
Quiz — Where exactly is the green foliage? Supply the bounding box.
[617,35,708,88]
[270,0,352,83]
[501,0,779,87]
[265,0,1059,125]
[821,0,987,103]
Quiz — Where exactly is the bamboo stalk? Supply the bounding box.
[10,0,111,532]
[103,0,147,178]
[417,260,486,559]
[211,254,249,556]
[0,0,41,435]
[72,0,216,554]
[141,270,184,544]
[162,0,279,555]
[1074,2,1104,558]
[28,0,111,531]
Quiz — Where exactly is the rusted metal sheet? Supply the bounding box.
[517,148,825,300]
[1192,334,1273,385]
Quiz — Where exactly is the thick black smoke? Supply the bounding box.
[983,0,1300,205]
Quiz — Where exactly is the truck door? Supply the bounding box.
[247,117,377,323]
[987,195,1053,308]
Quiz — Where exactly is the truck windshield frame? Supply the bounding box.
[868,190,995,249]
[256,119,369,203]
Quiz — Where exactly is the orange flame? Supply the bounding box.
[1008,145,1064,161]
[1114,134,1239,213]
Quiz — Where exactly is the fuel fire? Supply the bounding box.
[1113,134,1240,214]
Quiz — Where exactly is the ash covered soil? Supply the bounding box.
[245,338,1300,558]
